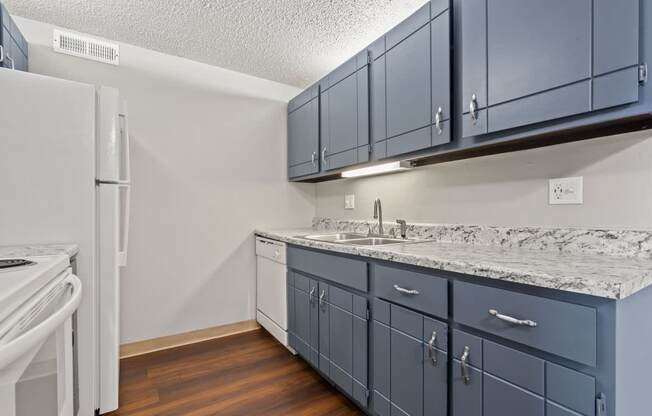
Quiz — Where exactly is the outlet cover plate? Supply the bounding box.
[549,176,583,205]
[344,194,355,209]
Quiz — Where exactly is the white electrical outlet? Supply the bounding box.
[549,176,583,205]
[344,194,355,209]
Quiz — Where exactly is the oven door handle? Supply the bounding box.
[0,273,82,370]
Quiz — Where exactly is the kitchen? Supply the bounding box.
[0,1,651,416]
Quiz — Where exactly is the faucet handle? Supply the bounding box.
[396,219,407,239]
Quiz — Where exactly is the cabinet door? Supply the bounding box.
[320,67,370,171]
[288,98,319,178]
[308,279,319,367]
[293,287,311,360]
[385,23,432,156]
[318,285,330,376]
[390,329,423,416]
[462,0,639,137]
[430,8,451,147]
[483,374,544,416]
[451,359,482,416]
[423,347,447,416]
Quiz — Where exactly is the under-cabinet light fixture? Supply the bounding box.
[341,161,413,179]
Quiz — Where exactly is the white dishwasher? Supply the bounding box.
[255,237,293,352]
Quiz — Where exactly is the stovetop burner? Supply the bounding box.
[0,259,36,269]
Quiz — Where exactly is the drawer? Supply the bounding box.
[374,265,447,318]
[288,246,368,292]
[255,237,286,263]
[453,281,597,366]
[546,363,596,416]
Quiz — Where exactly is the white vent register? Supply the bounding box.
[53,29,120,65]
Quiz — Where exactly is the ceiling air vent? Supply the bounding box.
[53,29,120,66]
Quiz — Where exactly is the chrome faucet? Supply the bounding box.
[373,198,383,236]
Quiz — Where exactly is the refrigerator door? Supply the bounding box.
[97,87,130,184]
[97,183,122,413]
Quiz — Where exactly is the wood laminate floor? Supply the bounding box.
[106,329,364,416]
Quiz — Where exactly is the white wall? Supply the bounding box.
[15,17,316,343]
[316,132,652,230]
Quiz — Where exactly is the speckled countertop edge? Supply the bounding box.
[0,243,79,259]
[255,228,652,300]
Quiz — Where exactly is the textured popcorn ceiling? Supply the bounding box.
[6,0,428,87]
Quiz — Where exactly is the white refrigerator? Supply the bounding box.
[0,69,130,414]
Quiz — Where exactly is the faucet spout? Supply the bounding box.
[373,198,383,236]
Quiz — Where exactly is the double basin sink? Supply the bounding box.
[298,232,419,246]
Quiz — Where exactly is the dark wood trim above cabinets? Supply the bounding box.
[288,0,652,182]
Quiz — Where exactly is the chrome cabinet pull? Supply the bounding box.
[469,94,478,123]
[0,45,4,63]
[489,309,538,327]
[460,346,471,385]
[434,107,443,135]
[393,284,419,296]
[319,290,325,307]
[322,147,327,164]
[428,331,438,366]
[309,287,316,304]
[311,151,317,166]
[6,55,14,70]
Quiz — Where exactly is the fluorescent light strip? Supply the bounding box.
[341,161,413,178]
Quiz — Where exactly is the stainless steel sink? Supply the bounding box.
[344,237,407,246]
[301,233,368,242]
[298,233,417,246]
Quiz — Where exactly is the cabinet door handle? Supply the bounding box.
[311,151,317,166]
[434,107,443,135]
[489,309,538,327]
[427,331,438,366]
[6,54,14,70]
[469,94,478,123]
[321,147,327,164]
[319,290,325,307]
[460,346,471,385]
[309,287,316,304]
[393,284,419,295]
[0,45,4,63]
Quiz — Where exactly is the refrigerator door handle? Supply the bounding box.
[118,113,131,184]
[117,183,131,267]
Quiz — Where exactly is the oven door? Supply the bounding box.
[0,270,82,416]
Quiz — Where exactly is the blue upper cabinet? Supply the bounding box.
[0,2,28,72]
[461,0,640,137]
[287,84,320,179]
[319,50,370,172]
[371,1,452,159]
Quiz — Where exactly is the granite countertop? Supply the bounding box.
[0,243,79,258]
[256,228,652,300]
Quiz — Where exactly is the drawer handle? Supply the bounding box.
[460,346,471,385]
[489,309,538,327]
[319,290,326,307]
[393,285,419,295]
[427,331,438,366]
[309,287,316,304]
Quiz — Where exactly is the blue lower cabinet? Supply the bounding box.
[451,329,595,416]
[373,300,448,416]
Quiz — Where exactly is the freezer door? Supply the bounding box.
[97,87,131,184]
[97,184,121,413]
